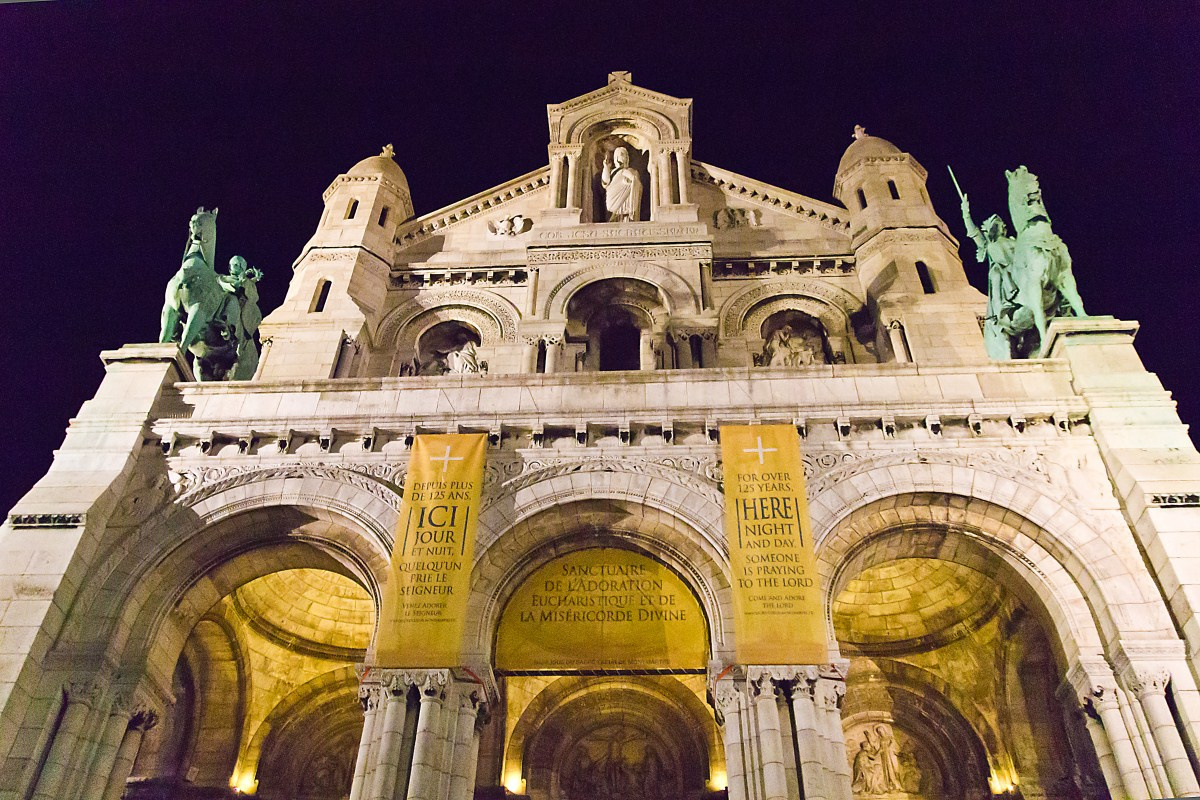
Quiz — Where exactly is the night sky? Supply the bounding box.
[2,3,1197,516]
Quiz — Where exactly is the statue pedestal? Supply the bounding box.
[653,203,700,223]
[539,207,583,228]
[1042,315,1139,359]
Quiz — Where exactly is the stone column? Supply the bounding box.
[101,708,157,800]
[1090,689,1151,800]
[750,675,788,800]
[639,332,656,371]
[1127,668,1200,796]
[672,333,694,369]
[369,682,410,800]
[816,670,852,800]
[565,154,579,210]
[32,682,101,800]
[1080,701,1126,797]
[700,332,718,368]
[788,672,828,800]
[544,336,562,374]
[521,336,539,373]
[80,693,133,800]
[675,148,690,204]
[548,155,563,209]
[407,677,445,800]
[715,683,748,800]
[350,685,382,800]
[449,689,483,800]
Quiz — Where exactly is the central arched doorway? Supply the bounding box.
[490,537,724,800]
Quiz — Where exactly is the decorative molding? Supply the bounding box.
[392,267,528,289]
[173,463,403,512]
[542,260,701,319]
[529,243,710,264]
[376,287,521,347]
[719,277,862,337]
[533,223,706,242]
[483,454,722,509]
[710,257,854,280]
[1147,493,1200,507]
[396,170,550,248]
[691,161,850,233]
[8,513,86,528]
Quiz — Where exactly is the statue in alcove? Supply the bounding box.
[761,324,820,367]
[601,145,644,221]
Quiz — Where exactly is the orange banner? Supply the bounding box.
[376,433,486,667]
[721,424,827,664]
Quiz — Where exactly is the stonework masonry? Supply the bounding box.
[3,72,1200,800]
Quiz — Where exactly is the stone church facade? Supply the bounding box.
[3,72,1200,800]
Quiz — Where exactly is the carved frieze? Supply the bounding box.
[529,244,710,264]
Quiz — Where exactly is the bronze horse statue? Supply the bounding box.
[1006,166,1085,352]
[159,207,262,380]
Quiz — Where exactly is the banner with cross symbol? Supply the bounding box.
[721,424,827,664]
[377,433,487,667]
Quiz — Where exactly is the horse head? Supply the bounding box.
[1005,166,1050,234]
[185,206,219,269]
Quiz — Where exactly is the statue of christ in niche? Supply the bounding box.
[601,145,643,222]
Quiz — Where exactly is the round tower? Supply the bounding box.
[834,126,985,363]
[257,146,413,380]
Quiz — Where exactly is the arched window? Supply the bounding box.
[311,279,332,313]
[377,206,389,226]
[856,188,868,209]
[887,180,900,200]
[344,199,359,220]
[916,261,936,294]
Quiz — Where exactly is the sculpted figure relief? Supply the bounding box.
[952,165,1085,358]
[159,208,263,381]
[761,324,821,367]
[601,146,643,222]
[851,725,903,795]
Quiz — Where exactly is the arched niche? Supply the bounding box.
[565,277,667,372]
[414,319,483,375]
[757,308,833,366]
[584,130,651,223]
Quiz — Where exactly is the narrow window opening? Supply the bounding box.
[377,206,389,226]
[689,334,703,368]
[887,179,900,200]
[916,261,936,294]
[856,188,868,209]
[344,199,359,220]
[536,340,548,374]
[312,279,332,312]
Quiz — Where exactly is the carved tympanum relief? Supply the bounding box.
[488,214,532,236]
[712,207,761,229]
[559,729,679,800]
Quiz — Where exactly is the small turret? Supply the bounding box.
[834,127,985,364]
[257,146,411,380]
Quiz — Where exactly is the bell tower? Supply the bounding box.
[834,127,986,363]
[257,146,413,379]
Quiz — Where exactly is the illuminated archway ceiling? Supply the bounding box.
[232,568,373,656]
[833,558,1004,653]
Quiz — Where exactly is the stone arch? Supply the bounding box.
[180,612,248,787]
[565,107,680,144]
[375,288,520,354]
[247,666,361,794]
[719,277,861,338]
[58,468,397,693]
[467,468,730,664]
[811,464,1176,665]
[506,675,720,798]
[543,262,700,319]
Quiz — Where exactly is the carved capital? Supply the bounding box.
[66,681,103,708]
[129,708,159,732]
[1125,667,1172,698]
[814,677,845,711]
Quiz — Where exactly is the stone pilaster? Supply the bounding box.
[1068,658,1152,800]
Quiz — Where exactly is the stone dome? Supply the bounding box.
[347,144,409,185]
[836,128,902,174]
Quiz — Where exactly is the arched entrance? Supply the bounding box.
[482,504,727,800]
[827,520,1112,800]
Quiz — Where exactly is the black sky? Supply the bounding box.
[2,3,1197,516]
